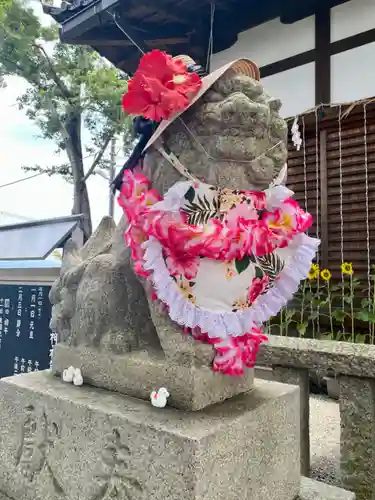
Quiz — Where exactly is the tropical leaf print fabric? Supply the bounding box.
[118,170,320,376]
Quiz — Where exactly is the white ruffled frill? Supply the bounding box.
[143,232,320,340]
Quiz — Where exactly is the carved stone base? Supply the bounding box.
[51,344,254,410]
[0,373,300,500]
[0,480,356,500]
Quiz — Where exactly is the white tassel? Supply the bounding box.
[291,117,302,151]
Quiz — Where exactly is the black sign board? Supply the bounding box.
[0,284,54,378]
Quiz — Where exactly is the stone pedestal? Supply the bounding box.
[0,373,300,500]
[0,479,356,500]
[52,344,254,411]
[339,376,375,500]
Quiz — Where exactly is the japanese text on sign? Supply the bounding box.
[0,285,53,378]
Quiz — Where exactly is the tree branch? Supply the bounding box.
[82,132,114,182]
[0,54,28,76]
[32,43,74,103]
[22,162,74,182]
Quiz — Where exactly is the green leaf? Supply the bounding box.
[335,331,344,342]
[255,266,264,279]
[256,253,285,280]
[308,310,319,320]
[331,309,346,321]
[361,299,370,309]
[297,323,307,336]
[182,193,219,225]
[320,299,331,307]
[355,311,375,323]
[312,298,323,306]
[356,310,370,322]
[235,256,251,274]
[184,186,195,203]
[355,333,366,344]
[284,309,296,320]
[320,332,334,340]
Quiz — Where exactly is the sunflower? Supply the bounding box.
[307,263,319,280]
[341,262,353,276]
[320,269,331,281]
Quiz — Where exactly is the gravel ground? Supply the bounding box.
[309,394,341,486]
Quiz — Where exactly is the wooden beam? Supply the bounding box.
[315,6,331,105]
[280,0,316,24]
[319,129,329,269]
[74,37,188,47]
[330,27,375,55]
[102,10,149,54]
[260,50,315,78]
[260,16,375,81]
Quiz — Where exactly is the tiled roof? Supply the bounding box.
[42,0,95,24]
[43,0,348,75]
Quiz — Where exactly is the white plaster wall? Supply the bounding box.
[211,16,315,70]
[331,42,375,103]
[262,63,315,118]
[211,1,375,116]
[331,0,375,42]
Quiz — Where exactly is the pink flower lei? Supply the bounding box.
[117,170,312,376]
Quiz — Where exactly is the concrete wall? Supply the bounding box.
[0,266,60,286]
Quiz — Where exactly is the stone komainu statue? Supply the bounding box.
[50,52,318,379]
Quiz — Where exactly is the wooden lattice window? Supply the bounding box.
[287,103,375,281]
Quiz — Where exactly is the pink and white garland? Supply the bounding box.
[117,170,319,376]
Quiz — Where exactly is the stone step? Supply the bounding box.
[299,478,355,499]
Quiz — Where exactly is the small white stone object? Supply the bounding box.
[62,366,75,383]
[72,368,84,386]
[150,387,170,408]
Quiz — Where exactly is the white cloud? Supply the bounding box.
[0,76,123,229]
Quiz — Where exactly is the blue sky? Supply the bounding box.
[0,3,123,228]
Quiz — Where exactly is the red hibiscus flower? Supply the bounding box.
[138,50,200,91]
[137,50,177,79]
[122,75,189,121]
[167,71,202,100]
[248,275,269,303]
[243,190,267,210]
[241,329,268,368]
[119,169,150,200]
[165,250,199,280]
[261,197,313,247]
[122,50,202,121]
[211,328,268,376]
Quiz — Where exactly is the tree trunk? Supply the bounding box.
[72,180,92,241]
[65,112,93,241]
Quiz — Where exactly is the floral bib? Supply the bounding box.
[118,171,320,376]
